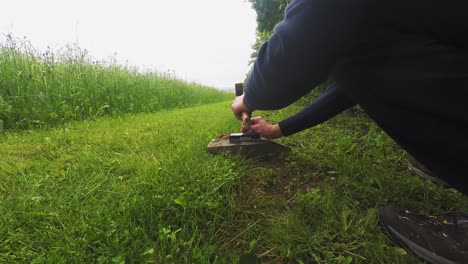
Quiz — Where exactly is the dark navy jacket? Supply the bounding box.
[244,0,468,191]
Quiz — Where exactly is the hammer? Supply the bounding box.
[235,83,251,131]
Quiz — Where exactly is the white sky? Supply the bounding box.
[0,0,257,89]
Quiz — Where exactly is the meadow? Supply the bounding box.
[0,35,231,130]
[1,40,468,263]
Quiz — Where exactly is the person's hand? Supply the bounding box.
[231,94,252,121]
[241,116,284,140]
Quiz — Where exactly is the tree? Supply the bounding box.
[248,0,288,32]
[248,0,292,64]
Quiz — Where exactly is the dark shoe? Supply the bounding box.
[408,159,450,187]
[379,206,468,264]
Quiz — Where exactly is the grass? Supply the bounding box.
[0,35,231,130]
[1,38,468,263]
[0,102,243,263]
[1,97,468,263]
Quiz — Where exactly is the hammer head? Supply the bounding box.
[235,83,244,97]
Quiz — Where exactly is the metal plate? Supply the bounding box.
[207,137,290,156]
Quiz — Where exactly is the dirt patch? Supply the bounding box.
[239,156,336,203]
[221,156,336,262]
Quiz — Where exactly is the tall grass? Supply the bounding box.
[0,34,231,129]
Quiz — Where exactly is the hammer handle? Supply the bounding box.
[242,112,251,129]
[235,83,252,130]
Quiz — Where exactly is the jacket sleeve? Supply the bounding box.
[278,83,356,136]
[244,0,372,110]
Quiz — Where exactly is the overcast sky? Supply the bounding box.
[0,0,257,89]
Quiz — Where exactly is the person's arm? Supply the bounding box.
[278,83,356,136]
[244,84,355,139]
[243,0,375,111]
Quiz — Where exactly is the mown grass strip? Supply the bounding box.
[1,94,468,263]
[0,101,245,263]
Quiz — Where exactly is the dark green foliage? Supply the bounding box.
[248,0,290,32]
[248,0,292,64]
